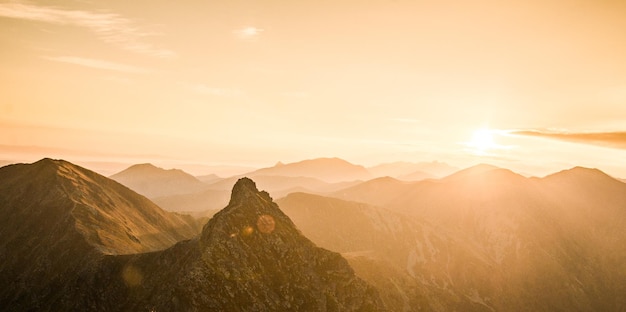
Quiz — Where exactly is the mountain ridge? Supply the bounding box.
[0,161,385,311]
[110,162,208,198]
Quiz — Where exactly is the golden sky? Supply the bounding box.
[1,0,626,176]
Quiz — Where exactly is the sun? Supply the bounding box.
[468,128,497,154]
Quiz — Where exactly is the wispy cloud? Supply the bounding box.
[0,2,174,58]
[42,56,150,73]
[233,26,264,40]
[513,130,626,149]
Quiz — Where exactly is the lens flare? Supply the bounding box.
[256,215,275,234]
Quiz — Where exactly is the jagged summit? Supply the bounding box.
[201,177,297,245]
[228,177,268,204]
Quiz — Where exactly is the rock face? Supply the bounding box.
[0,165,385,311]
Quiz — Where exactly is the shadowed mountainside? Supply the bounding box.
[0,159,201,309]
[0,162,385,311]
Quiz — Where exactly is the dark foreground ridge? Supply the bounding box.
[0,161,385,311]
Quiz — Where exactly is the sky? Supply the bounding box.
[1,0,626,176]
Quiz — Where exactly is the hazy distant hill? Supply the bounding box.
[367,161,457,179]
[152,188,230,215]
[323,165,626,311]
[206,174,358,196]
[396,170,434,181]
[278,193,488,311]
[110,163,208,198]
[244,157,372,183]
[153,175,358,215]
[331,176,420,207]
[0,175,385,311]
[195,173,222,184]
[439,163,502,181]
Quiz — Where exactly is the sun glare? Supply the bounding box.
[468,128,497,154]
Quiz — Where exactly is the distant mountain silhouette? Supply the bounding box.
[152,188,230,215]
[332,176,420,207]
[110,163,208,198]
[440,163,502,181]
[324,165,626,311]
[368,161,457,179]
[206,174,359,197]
[195,173,223,184]
[244,157,371,183]
[0,168,385,311]
[396,170,434,181]
[155,175,359,215]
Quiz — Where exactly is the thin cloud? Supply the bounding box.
[233,26,264,40]
[513,130,626,149]
[43,56,150,73]
[0,2,174,58]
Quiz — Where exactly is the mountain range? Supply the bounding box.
[107,157,443,214]
[0,159,385,311]
[4,157,626,311]
[280,164,626,311]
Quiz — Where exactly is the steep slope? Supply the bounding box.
[1,176,385,311]
[110,163,208,198]
[245,157,371,183]
[0,159,200,310]
[0,159,199,254]
[277,193,491,311]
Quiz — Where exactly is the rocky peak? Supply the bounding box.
[201,177,297,245]
[227,177,271,205]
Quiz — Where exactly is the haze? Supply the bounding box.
[2,0,626,177]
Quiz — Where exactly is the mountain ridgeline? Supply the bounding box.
[3,158,626,311]
[286,165,626,311]
[0,160,384,311]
